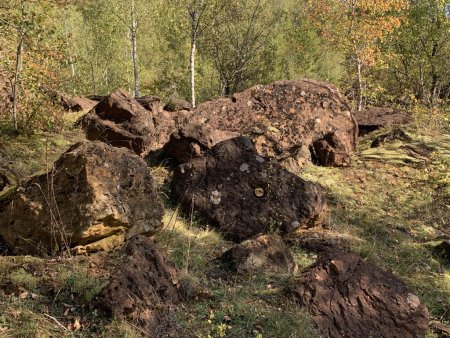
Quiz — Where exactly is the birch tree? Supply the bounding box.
[306,0,409,110]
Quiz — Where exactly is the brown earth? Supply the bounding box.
[97,235,181,336]
[171,137,328,242]
[76,89,157,156]
[189,79,358,169]
[219,234,296,274]
[0,141,164,255]
[354,107,413,136]
[288,251,430,338]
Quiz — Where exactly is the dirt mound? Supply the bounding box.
[288,251,429,338]
[76,89,157,156]
[354,107,413,136]
[0,141,164,255]
[163,123,240,163]
[219,234,295,274]
[98,235,181,336]
[171,137,327,242]
[190,79,358,169]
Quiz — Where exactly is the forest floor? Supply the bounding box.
[0,112,449,337]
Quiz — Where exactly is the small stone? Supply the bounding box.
[290,221,300,229]
[210,190,221,205]
[255,156,265,163]
[240,163,250,172]
[407,293,421,309]
[254,188,265,198]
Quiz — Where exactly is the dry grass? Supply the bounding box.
[0,111,449,337]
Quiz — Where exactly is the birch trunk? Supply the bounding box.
[190,28,197,108]
[131,0,139,98]
[12,33,24,131]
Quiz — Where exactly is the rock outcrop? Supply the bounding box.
[171,137,327,242]
[0,141,164,255]
[188,79,358,169]
[219,234,295,274]
[371,128,412,148]
[76,89,156,156]
[46,89,97,112]
[98,235,181,335]
[163,123,239,163]
[164,98,192,112]
[354,107,413,136]
[288,251,429,338]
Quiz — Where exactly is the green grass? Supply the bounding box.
[0,114,449,337]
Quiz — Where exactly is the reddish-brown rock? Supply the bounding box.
[0,141,164,255]
[163,123,240,163]
[219,234,295,274]
[171,137,327,242]
[135,95,163,112]
[189,79,358,169]
[98,235,181,335]
[289,252,429,338]
[76,89,156,155]
[354,107,413,136]
[49,90,97,112]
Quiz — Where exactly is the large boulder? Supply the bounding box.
[288,251,429,338]
[189,79,358,169]
[45,88,97,112]
[163,123,240,163]
[76,89,157,156]
[164,98,192,112]
[135,95,163,113]
[219,234,295,274]
[98,235,181,335]
[171,137,328,242]
[0,141,164,255]
[354,107,413,136]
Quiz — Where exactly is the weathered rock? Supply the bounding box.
[151,110,195,154]
[0,141,164,255]
[400,143,435,161]
[46,89,97,112]
[310,131,354,167]
[219,234,295,274]
[164,98,192,112]
[98,235,181,335]
[371,128,412,148]
[433,241,450,260]
[190,79,358,169]
[287,228,351,253]
[0,173,7,191]
[172,137,328,242]
[135,95,163,113]
[164,123,240,163]
[76,89,156,156]
[354,107,413,136]
[288,251,429,338]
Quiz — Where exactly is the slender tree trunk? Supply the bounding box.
[12,33,24,131]
[131,0,139,98]
[190,32,197,108]
[356,53,363,111]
